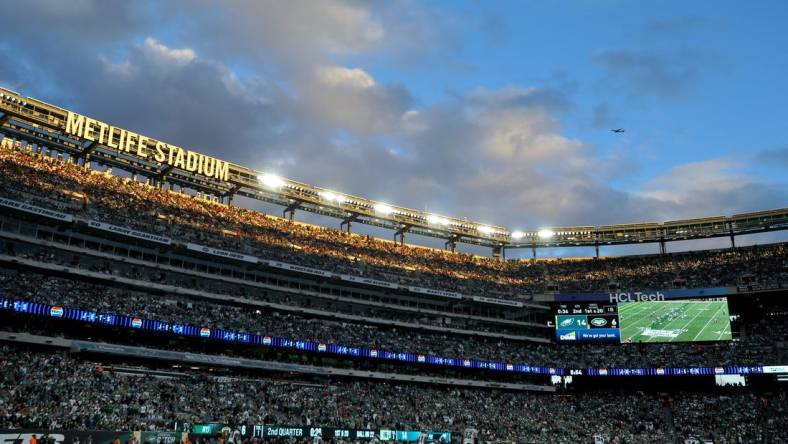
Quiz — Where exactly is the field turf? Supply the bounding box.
[618,300,732,343]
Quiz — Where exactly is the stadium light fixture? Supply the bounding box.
[537,229,554,239]
[477,225,494,235]
[373,203,394,215]
[319,190,345,204]
[258,173,285,190]
[426,214,449,226]
[511,231,525,240]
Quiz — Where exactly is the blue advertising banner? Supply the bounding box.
[555,328,620,343]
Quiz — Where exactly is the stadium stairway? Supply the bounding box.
[661,404,678,444]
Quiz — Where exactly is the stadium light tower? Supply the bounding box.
[511,231,525,240]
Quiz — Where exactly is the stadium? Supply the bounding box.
[1,3,788,444]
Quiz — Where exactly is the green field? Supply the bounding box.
[618,300,732,343]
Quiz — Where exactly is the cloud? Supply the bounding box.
[299,65,413,134]
[636,159,786,218]
[142,37,197,67]
[754,148,788,169]
[317,66,377,89]
[592,49,701,99]
[83,38,291,167]
[642,16,709,39]
[178,0,385,72]
[592,103,616,129]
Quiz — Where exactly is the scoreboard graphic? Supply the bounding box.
[554,302,620,343]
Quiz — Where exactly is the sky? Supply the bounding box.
[1,0,786,257]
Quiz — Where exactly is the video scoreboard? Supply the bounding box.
[555,302,621,343]
[554,299,733,344]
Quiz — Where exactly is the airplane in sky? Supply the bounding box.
[611,128,625,133]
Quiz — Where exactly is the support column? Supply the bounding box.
[395,225,410,246]
[659,237,667,255]
[594,242,600,259]
[491,246,502,260]
[341,214,359,234]
[283,201,300,221]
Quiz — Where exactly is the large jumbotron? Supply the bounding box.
[1,86,786,257]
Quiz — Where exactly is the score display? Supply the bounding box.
[555,299,733,344]
[555,302,620,342]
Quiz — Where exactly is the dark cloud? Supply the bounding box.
[754,148,788,169]
[642,16,709,39]
[592,49,701,99]
[465,87,573,114]
[592,103,616,129]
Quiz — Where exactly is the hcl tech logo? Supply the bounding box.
[131,317,143,328]
[199,327,211,338]
[609,291,666,303]
[50,306,64,318]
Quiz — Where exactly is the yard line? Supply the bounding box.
[648,302,706,343]
[619,302,657,341]
[693,303,726,341]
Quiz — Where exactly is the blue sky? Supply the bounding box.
[0,0,785,257]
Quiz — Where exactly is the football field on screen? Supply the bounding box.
[618,300,732,343]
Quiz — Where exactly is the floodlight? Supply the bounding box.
[258,173,285,190]
[373,203,394,215]
[537,229,554,239]
[511,231,525,240]
[319,190,345,204]
[477,225,494,235]
[426,214,449,226]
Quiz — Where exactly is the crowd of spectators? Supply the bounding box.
[1,345,786,444]
[2,267,786,370]
[0,241,539,337]
[1,141,787,302]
